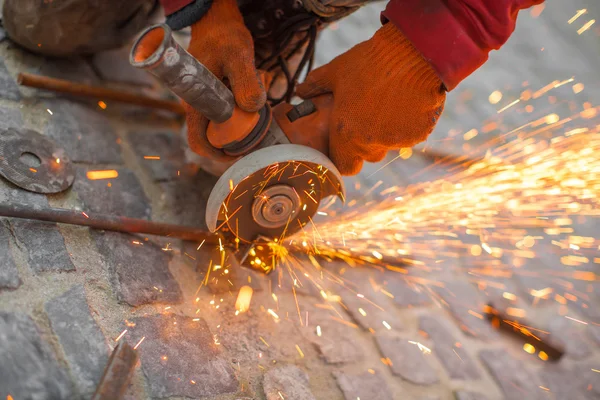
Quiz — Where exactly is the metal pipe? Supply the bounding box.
[92,341,138,400]
[17,73,185,115]
[0,202,222,244]
[130,23,235,123]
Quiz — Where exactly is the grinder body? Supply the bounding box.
[131,24,345,244]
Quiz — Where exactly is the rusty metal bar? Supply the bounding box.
[0,202,221,243]
[92,341,138,400]
[17,72,185,115]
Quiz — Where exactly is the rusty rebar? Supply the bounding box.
[92,342,138,400]
[0,202,221,243]
[17,72,185,115]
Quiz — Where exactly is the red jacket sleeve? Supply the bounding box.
[382,0,544,91]
[160,0,194,15]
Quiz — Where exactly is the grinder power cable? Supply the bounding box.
[130,24,345,245]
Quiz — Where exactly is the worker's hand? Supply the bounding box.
[296,23,446,175]
[185,0,266,161]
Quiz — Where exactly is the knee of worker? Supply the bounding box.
[2,0,157,56]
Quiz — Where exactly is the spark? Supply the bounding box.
[382,321,392,330]
[133,336,145,350]
[577,19,595,35]
[235,286,253,313]
[408,341,431,354]
[295,344,305,358]
[143,156,160,160]
[497,99,520,113]
[267,309,280,320]
[316,325,322,337]
[81,212,89,219]
[259,336,270,347]
[115,329,127,342]
[568,9,587,24]
[86,170,118,180]
[565,316,588,325]
[46,108,53,115]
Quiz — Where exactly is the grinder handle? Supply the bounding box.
[272,94,334,156]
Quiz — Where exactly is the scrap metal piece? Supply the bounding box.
[92,341,138,400]
[206,144,345,243]
[0,127,74,193]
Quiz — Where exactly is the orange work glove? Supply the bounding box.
[296,23,446,175]
[185,0,266,161]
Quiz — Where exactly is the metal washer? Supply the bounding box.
[0,128,75,194]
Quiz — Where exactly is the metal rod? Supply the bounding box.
[92,341,138,400]
[130,23,235,123]
[0,202,221,243]
[17,72,185,115]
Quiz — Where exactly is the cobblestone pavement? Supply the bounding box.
[1,1,600,400]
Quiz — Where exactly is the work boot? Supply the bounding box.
[2,0,159,57]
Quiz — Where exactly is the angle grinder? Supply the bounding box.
[130,24,345,245]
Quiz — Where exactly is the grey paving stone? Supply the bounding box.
[0,222,20,289]
[419,316,481,380]
[128,314,238,398]
[74,166,150,220]
[333,370,393,400]
[0,312,72,400]
[479,349,546,400]
[539,365,589,400]
[387,277,432,308]
[10,219,75,273]
[454,392,489,400]
[128,131,186,182]
[578,363,600,400]
[589,324,600,346]
[433,281,499,340]
[45,285,108,398]
[0,106,23,130]
[302,307,364,364]
[375,334,439,385]
[0,57,21,101]
[38,57,98,84]
[93,231,182,307]
[93,49,154,87]
[340,289,393,332]
[44,100,122,164]
[548,316,592,360]
[263,365,316,400]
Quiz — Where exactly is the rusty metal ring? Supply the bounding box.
[0,127,74,193]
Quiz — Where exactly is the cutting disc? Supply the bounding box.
[206,144,345,243]
[0,128,74,193]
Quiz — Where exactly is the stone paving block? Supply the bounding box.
[93,231,182,307]
[375,334,439,385]
[419,316,481,380]
[158,168,218,228]
[74,166,150,220]
[548,316,592,359]
[387,277,432,308]
[0,56,21,101]
[45,285,108,397]
[479,349,546,400]
[0,312,72,400]
[589,324,600,346]
[433,281,499,340]
[539,365,589,400]
[302,306,364,364]
[38,57,98,84]
[340,289,393,332]
[44,100,122,164]
[0,222,20,289]
[333,370,393,400]
[128,314,238,398]
[263,365,316,400]
[128,131,185,182]
[454,392,489,400]
[0,106,23,130]
[10,219,76,273]
[93,49,154,87]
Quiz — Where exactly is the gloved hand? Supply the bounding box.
[296,23,446,175]
[185,0,266,161]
